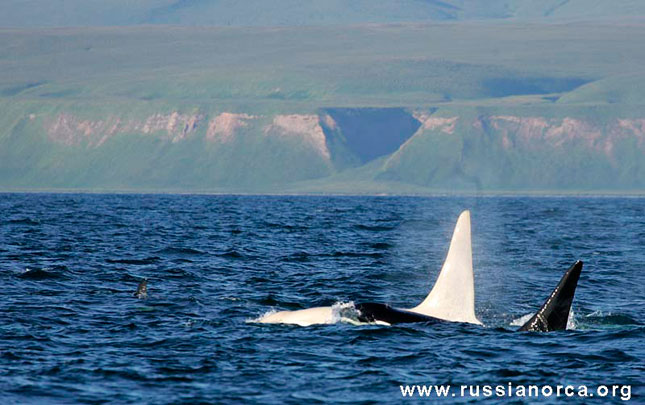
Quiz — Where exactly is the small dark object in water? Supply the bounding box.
[134,279,147,299]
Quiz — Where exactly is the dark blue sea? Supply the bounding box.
[0,194,643,404]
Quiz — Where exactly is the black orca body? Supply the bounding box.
[355,303,444,325]
[354,261,583,331]
[518,260,583,332]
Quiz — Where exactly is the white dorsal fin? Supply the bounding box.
[407,210,481,325]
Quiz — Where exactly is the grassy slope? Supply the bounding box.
[1,21,645,193]
[1,22,644,107]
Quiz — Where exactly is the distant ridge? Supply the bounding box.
[1,7,645,193]
[1,0,645,28]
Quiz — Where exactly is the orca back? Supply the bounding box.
[356,303,443,325]
[518,261,583,332]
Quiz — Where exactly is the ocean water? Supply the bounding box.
[0,193,643,404]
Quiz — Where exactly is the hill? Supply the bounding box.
[1,0,645,28]
[1,21,644,193]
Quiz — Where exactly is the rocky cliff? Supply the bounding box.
[2,103,643,193]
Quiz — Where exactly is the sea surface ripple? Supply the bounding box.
[0,194,643,403]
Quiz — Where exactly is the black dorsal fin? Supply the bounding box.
[519,261,583,332]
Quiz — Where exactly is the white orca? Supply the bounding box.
[259,210,482,326]
[258,210,584,331]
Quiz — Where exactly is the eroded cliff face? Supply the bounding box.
[471,115,645,165]
[381,113,645,190]
[390,114,645,158]
[485,116,610,156]
[46,112,204,147]
[412,112,458,134]
[205,113,256,144]
[44,111,332,161]
[6,107,645,191]
[264,114,331,160]
[40,110,645,159]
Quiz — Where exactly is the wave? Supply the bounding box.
[155,247,205,255]
[330,251,384,258]
[354,224,395,232]
[510,310,640,330]
[5,218,40,226]
[248,308,278,324]
[510,313,533,327]
[217,249,245,259]
[332,301,367,325]
[367,242,394,249]
[510,310,577,330]
[106,257,160,265]
[281,251,384,261]
[282,252,310,262]
[262,221,307,231]
[583,311,641,326]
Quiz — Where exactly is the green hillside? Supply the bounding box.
[1,20,644,194]
[2,22,643,106]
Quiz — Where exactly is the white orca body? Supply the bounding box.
[259,210,482,326]
[259,306,335,327]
